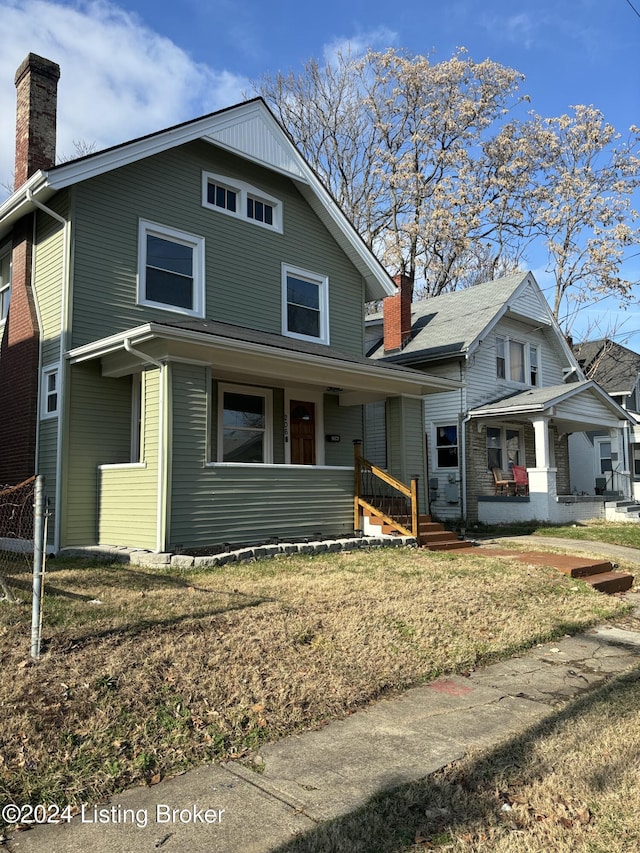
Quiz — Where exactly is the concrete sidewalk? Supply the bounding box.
[5,583,640,853]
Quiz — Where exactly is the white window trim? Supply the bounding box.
[0,246,10,326]
[496,335,541,387]
[40,364,60,420]
[137,219,205,318]
[432,422,459,471]
[216,383,273,464]
[486,424,524,471]
[282,263,330,346]
[202,171,283,233]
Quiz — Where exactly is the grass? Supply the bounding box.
[531,520,640,550]
[271,666,640,853]
[0,543,635,839]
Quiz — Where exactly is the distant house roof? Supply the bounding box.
[572,338,640,396]
[366,272,556,365]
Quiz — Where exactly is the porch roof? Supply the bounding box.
[67,319,460,405]
[468,381,633,432]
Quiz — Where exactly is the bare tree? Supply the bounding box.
[258,47,530,300]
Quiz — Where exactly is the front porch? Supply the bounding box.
[468,382,634,525]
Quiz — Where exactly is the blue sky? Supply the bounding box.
[1,0,639,343]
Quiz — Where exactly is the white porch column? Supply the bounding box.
[528,415,556,520]
[609,426,628,497]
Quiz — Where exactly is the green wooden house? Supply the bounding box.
[0,54,456,554]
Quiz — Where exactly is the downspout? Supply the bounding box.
[123,339,167,553]
[25,188,68,553]
[460,358,471,522]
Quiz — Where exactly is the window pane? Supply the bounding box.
[506,429,520,469]
[222,429,264,463]
[509,340,525,382]
[287,276,320,310]
[223,393,265,429]
[437,425,457,446]
[487,427,502,470]
[146,267,193,310]
[288,304,320,338]
[264,205,273,225]
[437,447,458,467]
[147,235,192,277]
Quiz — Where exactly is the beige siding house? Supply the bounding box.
[366,272,634,526]
[0,53,457,554]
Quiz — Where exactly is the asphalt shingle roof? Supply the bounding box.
[573,338,640,395]
[366,272,530,363]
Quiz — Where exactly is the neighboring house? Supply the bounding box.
[570,339,640,501]
[0,53,457,554]
[365,272,633,525]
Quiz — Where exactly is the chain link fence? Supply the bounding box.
[0,476,36,602]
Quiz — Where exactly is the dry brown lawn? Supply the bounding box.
[0,545,634,838]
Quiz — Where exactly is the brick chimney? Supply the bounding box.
[14,53,60,189]
[383,273,413,353]
[0,54,60,484]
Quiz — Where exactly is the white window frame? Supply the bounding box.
[486,425,524,473]
[41,364,60,420]
[0,247,10,326]
[282,263,330,345]
[138,220,205,318]
[202,172,283,233]
[496,335,541,387]
[433,423,459,470]
[216,383,273,465]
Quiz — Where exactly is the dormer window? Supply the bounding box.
[496,335,540,387]
[203,172,282,233]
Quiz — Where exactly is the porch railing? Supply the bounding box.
[353,440,419,538]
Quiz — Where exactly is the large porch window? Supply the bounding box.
[487,426,522,472]
[218,384,273,464]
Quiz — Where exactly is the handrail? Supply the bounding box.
[353,440,419,538]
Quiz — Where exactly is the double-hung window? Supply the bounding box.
[496,335,540,386]
[282,264,329,345]
[435,424,458,468]
[41,365,59,419]
[0,249,10,324]
[218,384,273,464]
[138,221,205,317]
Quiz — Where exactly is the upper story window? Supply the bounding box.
[138,220,205,317]
[496,335,540,387]
[202,172,282,233]
[282,264,329,345]
[0,249,10,323]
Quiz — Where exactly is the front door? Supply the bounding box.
[290,400,316,465]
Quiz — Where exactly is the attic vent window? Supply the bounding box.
[202,172,282,233]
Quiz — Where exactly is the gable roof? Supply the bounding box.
[0,98,394,302]
[573,338,640,395]
[366,271,576,367]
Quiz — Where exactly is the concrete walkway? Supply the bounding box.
[5,543,640,853]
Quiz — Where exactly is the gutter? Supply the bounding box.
[25,188,69,553]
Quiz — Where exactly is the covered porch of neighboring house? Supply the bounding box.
[65,320,460,553]
[465,382,634,525]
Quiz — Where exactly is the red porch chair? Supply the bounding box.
[512,465,529,495]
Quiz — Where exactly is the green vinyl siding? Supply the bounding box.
[37,419,58,545]
[33,192,69,365]
[386,396,427,510]
[97,369,160,550]
[323,394,363,467]
[170,363,355,548]
[70,143,364,354]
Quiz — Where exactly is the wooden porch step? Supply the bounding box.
[425,538,476,552]
[583,571,634,594]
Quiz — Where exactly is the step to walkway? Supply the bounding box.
[477,547,634,595]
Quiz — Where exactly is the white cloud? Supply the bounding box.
[322,26,399,66]
[480,12,540,50]
[0,0,250,193]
